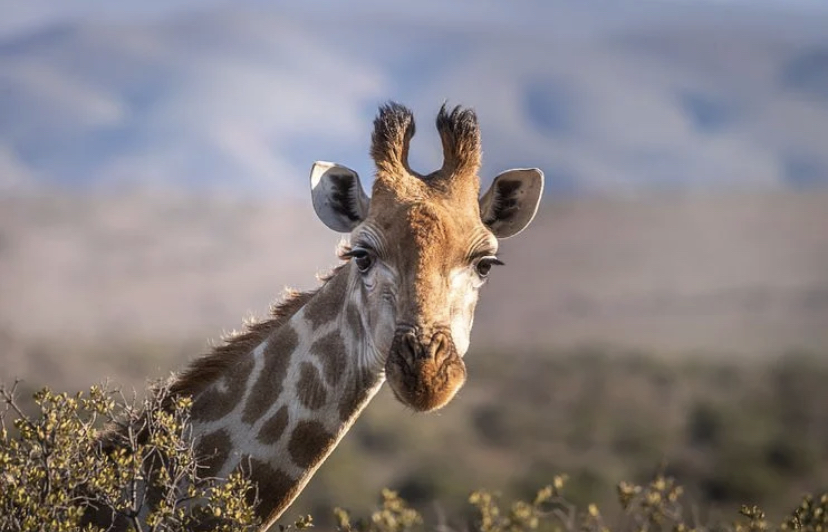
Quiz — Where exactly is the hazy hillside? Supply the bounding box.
[1,190,825,387]
[1,1,827,194]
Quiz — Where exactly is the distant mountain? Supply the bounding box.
[1,2,827,195]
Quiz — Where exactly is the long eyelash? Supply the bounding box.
[340,243,374,261]
[336,238,353,261]
[471,250,503,263]
[339,247,356,261]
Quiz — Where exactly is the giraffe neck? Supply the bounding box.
[188,265,386,528]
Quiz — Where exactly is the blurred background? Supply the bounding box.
[1,0,828,527]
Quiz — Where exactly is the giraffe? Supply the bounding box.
[94,102,543,530]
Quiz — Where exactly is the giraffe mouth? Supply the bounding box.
[384,329,467,412]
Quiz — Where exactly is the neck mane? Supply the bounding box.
[168,275,329,403]
[99,263,388,531]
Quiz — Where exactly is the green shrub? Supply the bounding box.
[0,381,260,532]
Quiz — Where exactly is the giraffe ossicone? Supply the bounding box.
[92,102,544,531]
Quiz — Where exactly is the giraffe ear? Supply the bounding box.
[310,161,370,232]
[479,168,544,239]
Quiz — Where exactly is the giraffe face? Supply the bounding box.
[345,196,494,411]
[310,103,543,412]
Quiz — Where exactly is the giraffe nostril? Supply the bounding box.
[402,332,419,363]
[428,331,451,362]
[392,328,454,363]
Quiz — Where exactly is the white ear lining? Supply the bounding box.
[479,168,544,239]
[310,161,336,190]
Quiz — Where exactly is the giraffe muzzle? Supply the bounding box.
[385,328,467,412]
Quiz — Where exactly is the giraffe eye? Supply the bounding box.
[349,248,375,273]
[475,256,504,278]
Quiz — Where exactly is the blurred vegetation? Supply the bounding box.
[2,342,828,530]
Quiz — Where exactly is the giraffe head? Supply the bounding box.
[310,103,543,412]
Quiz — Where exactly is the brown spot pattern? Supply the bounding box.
[345,303,362,336]
[191,355,254,422]
[310,331,347,387]
[257,406,289,445]
[240,457,298,523]
[297,362,328,410]
[195,429,232,477]
[242,325,299,425]
[302,270,348,329]
[288,420,335,469]
[339,369,381,422]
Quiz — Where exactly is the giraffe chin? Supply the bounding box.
[384,332,468,412]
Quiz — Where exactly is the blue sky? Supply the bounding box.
[1,0,827,195]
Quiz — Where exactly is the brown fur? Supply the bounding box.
[359,175,490,412]
[296,362,327,410]
[339,368,382,422]
[345,303,361,335]
[310,330,347,387]
[195,428,232,477]
[384,330,467,412]
[241,324,299,424]
[434,104,482,192]
[369,103,482,203]
[377,198,485,325]
[371,102,418,179]
[302,267,350,329]
[287,420,335,469]
[190,355,254,422]
[257,407,289,445]
[239,458,298,523]
[408,203,450,307]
